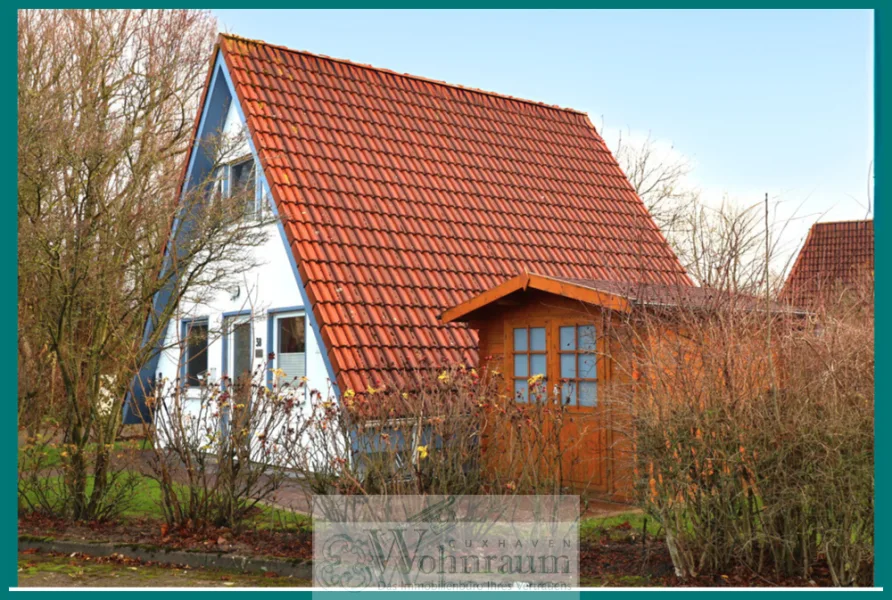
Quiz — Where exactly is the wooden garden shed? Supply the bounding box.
[441,271,796,501]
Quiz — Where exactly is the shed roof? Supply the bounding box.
[780,220,873,306]
[218,34,691,391]
[441,272,800,323]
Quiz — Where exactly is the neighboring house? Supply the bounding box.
[126,34,692,492]
[780,220,874,308]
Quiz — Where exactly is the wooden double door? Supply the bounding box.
[501,318,612,494]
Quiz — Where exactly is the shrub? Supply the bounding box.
[623,286,873,585]
[141,359,310,533]
[282,364,589,499]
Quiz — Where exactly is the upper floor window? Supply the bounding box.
[212,156,258,217]
[229,157,256,216]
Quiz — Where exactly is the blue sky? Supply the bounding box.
[214,9,874,263]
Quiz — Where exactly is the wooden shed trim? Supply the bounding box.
[440,272,633,324]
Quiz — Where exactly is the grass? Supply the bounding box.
[20,471,312,531]
[579,511,662,543]
[19,439,152,471]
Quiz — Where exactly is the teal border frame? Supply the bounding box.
[8,6,883,598]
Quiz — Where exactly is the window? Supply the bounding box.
[229,158,256,216]
[210,157,257,216]
[276,315,306,381]
[184,321,208,387]
[225,317,253,384]
[512,326,546,402]
[559,325,598,407]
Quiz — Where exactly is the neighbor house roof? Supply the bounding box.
[218,34,692,391]
[442,272,799,323]
[780,220,873,306]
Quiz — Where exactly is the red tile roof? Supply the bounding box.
[218,34,691,392]
[780,220,873,306]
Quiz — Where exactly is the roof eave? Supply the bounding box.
[440,273,633,324]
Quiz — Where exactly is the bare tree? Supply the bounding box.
[612,131,794,293]
[18,10,271,520]
[613,130,698,235]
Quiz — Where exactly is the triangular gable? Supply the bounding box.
[126,46,341,423]
[441,273,633,323]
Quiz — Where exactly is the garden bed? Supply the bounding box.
[20,511,845,587]
[19,512,312,562]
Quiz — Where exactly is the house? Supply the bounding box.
[126,34,692,493]
[780,220,874,308]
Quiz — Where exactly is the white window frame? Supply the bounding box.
[212,155,261,217]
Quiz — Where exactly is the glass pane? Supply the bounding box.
[530,327,546,351]
[513,380,529,403]
[530,354,546,377]
[560,326,576,350]
[186,323,208,386]
[579,354,597,379]
[278,316,306,353]
[560,382,576,406]
[211,168,225,203]
[578,325,597,351]
[513,328,527,352]
[513,354,528,377]
[560,353,576,379]
[231,158,256,213]
[579,381,598,407]
[232,321,252,381]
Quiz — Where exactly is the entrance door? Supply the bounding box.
[224,317,253,437]
[229,320,253,386]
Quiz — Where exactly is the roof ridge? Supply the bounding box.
[812,219,873,228]
[219,33,589,117]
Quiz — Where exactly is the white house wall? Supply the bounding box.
[154,77,335,418]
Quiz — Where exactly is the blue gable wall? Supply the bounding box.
[124,51,338,424]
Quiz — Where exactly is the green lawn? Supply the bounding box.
[20,471,311,532]
[579,511,662,542]
[19,439,151,471]
[24,467,648,541]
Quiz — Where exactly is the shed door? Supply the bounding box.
[503,321,609,494]
[554,323,608,492]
